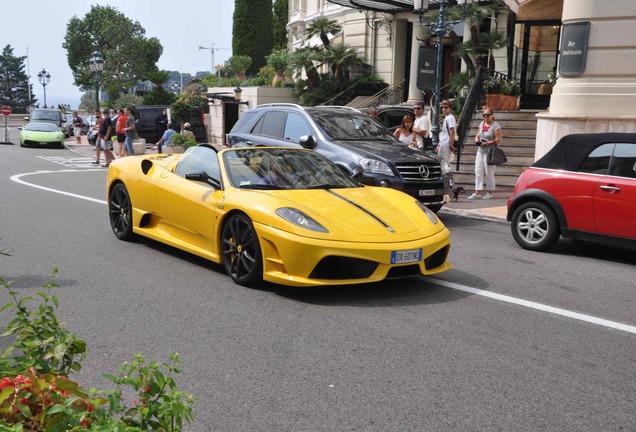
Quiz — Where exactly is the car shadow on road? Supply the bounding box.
[134,236,483,307]
[269,274,477,307]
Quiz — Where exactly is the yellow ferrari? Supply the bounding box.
[107,145,451,287]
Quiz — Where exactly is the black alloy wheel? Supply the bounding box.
[109,183,133,240]
[221,214,263,286]
[511,201,560,251]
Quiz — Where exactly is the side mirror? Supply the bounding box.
[299,135,316,149]
[24,116,30,121]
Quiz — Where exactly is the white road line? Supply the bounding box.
[10,169,107,205]
[430,278,636,334]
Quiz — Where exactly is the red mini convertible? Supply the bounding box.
[507,133,636,251]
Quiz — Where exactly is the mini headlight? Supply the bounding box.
[359,158,393,176]
[416,201,439,224]
[276,208,329,232]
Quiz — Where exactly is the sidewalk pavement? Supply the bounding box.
[64,137,510,223]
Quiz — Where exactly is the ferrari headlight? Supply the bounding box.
[276,208,329,233]
[416,201,439,224]
[359,158,393,176]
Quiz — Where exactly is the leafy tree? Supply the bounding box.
[305,17,342,49]
[289,47,322,89]
[225,55,252,80]
[0,45,35,113]
[233,0,273,75]
[63,5,163,100]
[272,0,289,50]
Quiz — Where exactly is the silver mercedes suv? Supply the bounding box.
[226,104,452,212]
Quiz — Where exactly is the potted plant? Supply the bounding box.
[165,133,197,154]
[484,75,520,110]
[266,49,291,87]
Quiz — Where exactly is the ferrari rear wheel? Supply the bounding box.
[109,183,133,241]
[221,214,263,287]
[511,201,560,251]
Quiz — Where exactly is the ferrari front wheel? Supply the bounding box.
[109,183,133,241]
[221,214,263,287]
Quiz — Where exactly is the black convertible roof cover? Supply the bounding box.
[532,133,636,171]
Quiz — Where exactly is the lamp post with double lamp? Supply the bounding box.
[414,0,473,148]
[37,69,50,108]
[89,51,104,111]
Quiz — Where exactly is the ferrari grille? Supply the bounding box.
[309,256,378,280]
[395,162,442,182]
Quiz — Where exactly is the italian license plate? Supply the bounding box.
[391,248,422,264]
[419,189,434,196]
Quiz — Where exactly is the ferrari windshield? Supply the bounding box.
[222,148,360,190]
[24,122,59,132]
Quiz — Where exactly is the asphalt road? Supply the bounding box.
[1,138,635,431]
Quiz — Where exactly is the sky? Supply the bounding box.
[3,0,235,109]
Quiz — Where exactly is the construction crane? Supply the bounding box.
[198,43,231,77]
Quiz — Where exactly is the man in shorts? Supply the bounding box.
[123,107,136,156]
[98,108,116,167]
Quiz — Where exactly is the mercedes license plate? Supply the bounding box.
[419,189,434,196]
[391,248,422,264]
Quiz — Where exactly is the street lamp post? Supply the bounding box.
[89,51,104,111]
[415,0,473,148]
[37,69,51,108]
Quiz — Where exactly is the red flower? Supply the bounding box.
[0,377,15,389]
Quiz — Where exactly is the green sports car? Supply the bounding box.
[20,122,65,149]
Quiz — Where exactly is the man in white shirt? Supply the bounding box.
[438,100,457,174]
[412,102,431,150]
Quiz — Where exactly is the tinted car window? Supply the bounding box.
[283,112,312,142]
[578,143,614,174]
[252,111,285,137]
[609,143,636,179]
[310,111,395,140]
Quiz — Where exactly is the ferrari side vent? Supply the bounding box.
[424,245,449,271]
[141,159,153,175]
[309,256,378,280]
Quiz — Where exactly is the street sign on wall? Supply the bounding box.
[558,22,590,77]
[416,46,437,91]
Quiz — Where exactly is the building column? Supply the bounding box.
[536,0,636,157]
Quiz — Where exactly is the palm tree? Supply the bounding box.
[305,17,342,49]
[289,47,321,88]
[317,44,367,82]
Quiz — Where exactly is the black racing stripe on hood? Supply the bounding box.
[326,189,395,233]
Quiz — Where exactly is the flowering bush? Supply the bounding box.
[0,271,196,430]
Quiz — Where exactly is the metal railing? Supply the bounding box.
[350,78,406,109]
[455,66,486,171]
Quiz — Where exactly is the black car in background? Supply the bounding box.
[226,104,452,212]
[134,105,207,144]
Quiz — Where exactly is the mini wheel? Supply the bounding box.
[221,214,263,286]
[510,201,560,251]
[109,183,133,240]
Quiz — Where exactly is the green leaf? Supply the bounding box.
[0,386,14,404]
[0,303,15,314]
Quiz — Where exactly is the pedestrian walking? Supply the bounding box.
[116,108,127,157]
[468,105,502,200]
[91,110,102,165]
[437,100,457,174]
[122,107,136,156]
[98,108,116,167]
[72,111,83,144]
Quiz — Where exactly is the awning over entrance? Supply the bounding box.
[326,0,414,14]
